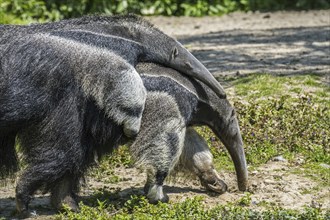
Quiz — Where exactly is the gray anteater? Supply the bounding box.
[0,15,226,138]
[1,63,248,215]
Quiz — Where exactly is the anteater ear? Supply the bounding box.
[170,47,179,60]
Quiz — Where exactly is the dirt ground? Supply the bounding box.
[149,10,330,77]
[1,159,329,219]
[0,10,329,219]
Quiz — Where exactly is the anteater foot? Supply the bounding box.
[51,194,79,212]
[146,185,169,204]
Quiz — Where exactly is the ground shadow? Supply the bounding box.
[0,195,56,219]
[178,26,330,76]
[79,184,214,208]
[0,184,212,219]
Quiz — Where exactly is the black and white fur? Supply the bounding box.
[0,15,226,98]
[128,63,247,204]
[52,63,247,210]
[0,63,246,215]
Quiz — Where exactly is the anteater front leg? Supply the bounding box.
[131,124,186,204]
[145,170,169,204]
[179,127,227,194]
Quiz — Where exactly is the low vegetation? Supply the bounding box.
[1,0,329,24]
[57,73,329,219]
[57,196,329,220]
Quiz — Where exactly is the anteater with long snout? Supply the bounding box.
[0,15,226,139]
[50,63,248,211]
[0,60,247,215]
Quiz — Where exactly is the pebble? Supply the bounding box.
[251,170,258,175]
[251,181,258,187]
[252,200,258,205]
[319,163,330,169]
[264,179,275,185]
[272,155,287,162]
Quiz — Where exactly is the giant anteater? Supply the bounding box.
[0,63,247,215]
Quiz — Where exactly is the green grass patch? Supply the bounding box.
[232,74,329,166]
[194,74,329,178]
[292,162,330,186]
[56,195,329,220]
[94,73,329,182]
[88,146,134,183]
[69,73,329,219]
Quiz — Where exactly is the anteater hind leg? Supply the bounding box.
[50,175,79,212]
[15,161,77,215]
[15,99,84,215]
[15,166,53,215]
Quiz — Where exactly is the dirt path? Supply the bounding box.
[149,10,330,77]
[87,159,329,211]
[1,159,329,219]
[0,10,329,219]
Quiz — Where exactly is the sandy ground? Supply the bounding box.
[1,159,329,219]
[149,10,330,77]
[0,10,329,219]
[86,159,330,211]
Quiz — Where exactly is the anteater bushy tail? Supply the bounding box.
[0,134,19,178]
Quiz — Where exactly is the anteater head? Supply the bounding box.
[195,88,248,191]
[144,34,227,99]
[169,44,227,99]
[103,15,227,99]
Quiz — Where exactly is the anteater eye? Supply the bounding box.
[185,62,193,70]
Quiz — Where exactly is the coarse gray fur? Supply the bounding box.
[0,61,245,215]
[176,128,228,194]
[52,62,247,210]
[1,32,146,137]
[128,63,247,204]
[0,15,226,99]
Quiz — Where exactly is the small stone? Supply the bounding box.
[264,179,275,185]
[251,182,258,187]
[251,170,258,175]
[320,163,330,169]
[296,158,305,165]
[263,14,271,19]
[272,155,287,162]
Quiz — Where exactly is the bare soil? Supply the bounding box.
[149,10,330,77]
[1,159,329,219]
[1,10,329,219]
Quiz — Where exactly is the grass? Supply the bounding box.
[56,195,329,220]
[198,74,329,180]
[58,73,330,219]
[88,146,134,183]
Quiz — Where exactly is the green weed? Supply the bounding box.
[55,74,329,219]
[94,74,329,183]
[57,195,329,220]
